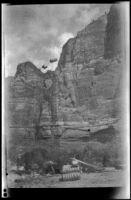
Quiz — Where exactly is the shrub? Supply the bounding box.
[16,147,49,173]
[83,141,106,165]
[82,138,122,168]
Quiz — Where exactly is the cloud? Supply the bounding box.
[49,32,74,59]
[59,32,74,47]
[3,4,111,77]
[45,32,74,71]
[77,7,100,25]
[49,46,61,58]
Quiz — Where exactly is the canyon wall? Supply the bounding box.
[7,4,124,139]
[56,4,123,138]
[7,61,60,138]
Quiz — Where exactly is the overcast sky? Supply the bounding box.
[3,4,111,77]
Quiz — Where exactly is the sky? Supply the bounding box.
[3,4,111,77]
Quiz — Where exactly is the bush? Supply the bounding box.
[82,138,122,168]
[9,133,123,174]
[83,141,106,165]
[16,147,49,173]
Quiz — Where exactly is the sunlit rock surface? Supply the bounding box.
[6,4,123,138]
[56,4,123,136]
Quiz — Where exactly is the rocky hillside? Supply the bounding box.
[7,4,124,139]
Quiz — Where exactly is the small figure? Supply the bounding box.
[49,58,57,63]
[42,65,48,69]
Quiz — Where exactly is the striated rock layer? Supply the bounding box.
[56,4,124,137]
[7,61,60,138]
[7,4,124,139]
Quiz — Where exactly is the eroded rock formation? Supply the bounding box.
[8,61,60,139]
[7,4,124,139]
[56,4,123,137]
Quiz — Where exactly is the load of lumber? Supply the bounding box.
[71,158,103,171]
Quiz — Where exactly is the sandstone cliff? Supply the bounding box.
[104,3,123,59]
[56,4,123,137]
[7,4,124,139]
[7,61,60,138]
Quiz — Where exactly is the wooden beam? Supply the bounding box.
[71,158,103,170]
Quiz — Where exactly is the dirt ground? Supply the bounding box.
[7,169,125,188]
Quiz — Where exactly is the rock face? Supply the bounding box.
[7,61,60,138]
[56,4,123,136]
[7,4,124,139]
[58,14,107,71]
[104,4,123,59]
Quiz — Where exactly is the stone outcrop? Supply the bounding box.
[7,61,60,138]
[104,4,123,59]
[56,4,123,136]
[7,4,124,139]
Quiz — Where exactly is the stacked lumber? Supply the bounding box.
[59,165,81,181]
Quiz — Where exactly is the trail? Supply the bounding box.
[8,169,125,188]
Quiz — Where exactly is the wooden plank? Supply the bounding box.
[71,158,103,170]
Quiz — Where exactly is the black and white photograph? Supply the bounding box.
[2,2,130,198]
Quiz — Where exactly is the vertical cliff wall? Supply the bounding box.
[8,61,60,138]
[104,4,123,58]
[56,4,123,133]
[7,4,124,138]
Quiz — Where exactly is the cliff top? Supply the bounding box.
[15,61,56,80]
[77,13,107,37]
